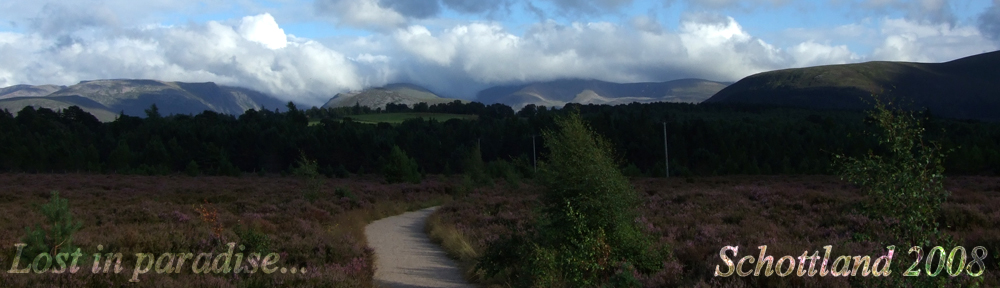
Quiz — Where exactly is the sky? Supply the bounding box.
[1,0,998,106]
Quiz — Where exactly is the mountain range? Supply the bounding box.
[0,80,287,122]
[705,50,1000,122]
[4,49,998,122]
[476,78,730,110]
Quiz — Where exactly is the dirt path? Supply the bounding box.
[365,206,473,288]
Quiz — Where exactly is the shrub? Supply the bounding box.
[334,164,350,178]
[464,143,491,186]
[335,187,359,207]
[621,163,643,177]
[293,152,324,202]
[478,111,665,287]
[234,225,272,255]
[381,145,422,184]
[21,191,83,261]
[834,98,950,246]
[487,159,520,189]
[835,99,969,288]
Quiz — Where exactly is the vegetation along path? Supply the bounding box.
[364,206,472,288]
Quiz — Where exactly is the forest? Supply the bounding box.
[1,100,998,177]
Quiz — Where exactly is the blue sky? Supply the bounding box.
[0,0,998,105]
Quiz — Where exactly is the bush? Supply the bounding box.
[334,164,350,178]
[335,187,359,207]
[621,163,643,177]
[487,160,520,189]
[478,111,665,287]
[21,191,83,261]
[381,145,422,184]
[835,99,970,288]
[293,152,324,202]
[464,143,491,186]
[234,224,272,254]
[834,99,950,246]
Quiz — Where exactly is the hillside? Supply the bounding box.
[0,96,118,122]
[476,78,729,110]
[0,84,65,99]
[322,83,465,109]
[704,50,1000,122]
[0,80,287,121]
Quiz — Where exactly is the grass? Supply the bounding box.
[429,175,1000,287]
[425,210,480,279]
[346,113,477,124]
[0,173,460,287]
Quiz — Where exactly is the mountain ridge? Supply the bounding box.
[0,79,287,122]
[476,78,730,110]
[704,50,1000,122]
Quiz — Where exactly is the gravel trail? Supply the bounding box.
[364,206,473,288]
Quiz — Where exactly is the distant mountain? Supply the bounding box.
[0,80,287,122]
[0,84,66,99]
[704,50,1000,122]
[476,79,730,110]
[322,83,465,109]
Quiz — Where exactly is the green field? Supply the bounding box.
[335,113,478,124]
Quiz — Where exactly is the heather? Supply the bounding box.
[0,173,458,287]
[429,175,1000,287]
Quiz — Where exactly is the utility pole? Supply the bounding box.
[532,135,537,173]
[663,122,669,178]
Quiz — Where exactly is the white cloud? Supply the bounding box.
[872,18,995,62]
[387,15,796,87]
[0,14,369,105]
[2,1,997,107]
[238,13,287,49]
[787,42,860,67]
[393,25,458,66]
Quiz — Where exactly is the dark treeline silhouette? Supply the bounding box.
[1,100,998,176]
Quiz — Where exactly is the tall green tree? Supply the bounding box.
[381,145,421,184]
[107,140,133,172]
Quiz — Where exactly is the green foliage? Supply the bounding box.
[185,160,201,176]
[21,191,83,261]
[107,140,133,172]
[621,163,643,177]
[349,112,477,124]
[834,98,950,245]
[835,99,976,288]
[510,155,536,179]
[294,152,324,202]
[215,151,241,177]
[4,101,999,176]
[292,151,320,178]
[381,145,422,184]
[334,187,359,207]
[479,111,665,287]
[334,164,350,178]
[234,224,271,254]
[463,143,491,186]
[487,159,520,189]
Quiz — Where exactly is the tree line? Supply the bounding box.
[1,100,997,177]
